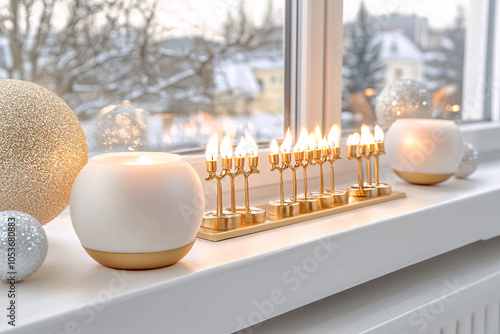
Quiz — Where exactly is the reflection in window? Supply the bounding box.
[0,0,285,153]
[342,1,468,129]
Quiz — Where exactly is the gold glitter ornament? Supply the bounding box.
[0,80,88,225]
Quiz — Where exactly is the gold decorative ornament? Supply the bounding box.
[0,80,88,225]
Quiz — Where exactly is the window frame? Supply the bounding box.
[188,0,500,205]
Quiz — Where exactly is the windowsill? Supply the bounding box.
[4,153,500,334]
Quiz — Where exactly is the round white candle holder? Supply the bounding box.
[386,119,463,185]
[70,152,204,269]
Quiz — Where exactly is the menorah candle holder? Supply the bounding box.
[309,146,334,209]
[325,146,348,204]
[372,141,392,196]
[267,150,300,219]
[202,159,242,231]
[347,140,378,198]
[235,155,266,225]
[295,148,320,214]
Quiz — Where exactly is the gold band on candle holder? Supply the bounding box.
[83,242,195,270]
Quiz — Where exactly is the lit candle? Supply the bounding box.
[245,131,259,168]
[220,135,233,170]
[306,133,316,161]
[361,125,374,155]
[347,133,360,159]
[374,125,385,154]
[320,138,331,157]
[268,139,279,165]
[328,124,341,158]
[205,133,218,172]
[294,128,308,162]
[280,128,292,163]
[313,126,322,160]
[71,152,204,269]
[234,137,247,169]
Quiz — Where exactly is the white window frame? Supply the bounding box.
[186,0,500,210]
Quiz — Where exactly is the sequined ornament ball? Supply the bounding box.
[0,211,48,282]
[0,80,88,225]
[455,141,479,179]
[375,79,433,131]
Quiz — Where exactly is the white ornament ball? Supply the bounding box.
[375,79,433,131]
[0,211,48,282]
[455,141,479,179]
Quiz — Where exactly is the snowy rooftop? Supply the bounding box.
[214,60,261,96]
[375,31,423,61]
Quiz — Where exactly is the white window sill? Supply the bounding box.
[4,152,500,334]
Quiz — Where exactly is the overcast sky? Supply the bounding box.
[344,0,470,29]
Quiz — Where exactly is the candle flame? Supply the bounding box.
[205,133,218,161]
[347,132,360,146]
[280,128,292,153]
[360,125,371,146]
[245,130,258,156]
[220,135,233,159]
[307,133,317,150]
[374,125,384,142]
[138,155,155,165]
[294,128,308,152]
[314,126,322,143]
[321,138,329,149]
[327,124,340,147]
[235,137,247,157]
[270,139,279,154]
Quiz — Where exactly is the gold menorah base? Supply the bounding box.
[235,207,267,225]
[348,185,378,198]
[202,211,242,231]
[309,192,335,209]
[325,189,349,204]
[295,195,320,214]
[373,183,392,196]
[267,200,300,219]
[197,191,406,241]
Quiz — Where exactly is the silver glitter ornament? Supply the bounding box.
[375,79,433,131]
[0,211,48,282]
[455,141,478,179]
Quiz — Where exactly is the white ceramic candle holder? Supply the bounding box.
[385,119,463,185]
[70,152,204,269]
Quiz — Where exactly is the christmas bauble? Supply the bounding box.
[0,80,88,225]
[0,211,48,282]
[455,141,478,179]
[95,100,148,152]
[375,79,433,131]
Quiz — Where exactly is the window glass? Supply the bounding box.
[0,0,285,153]
[342,0,472,129]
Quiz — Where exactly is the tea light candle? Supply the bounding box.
[281,129,292,163]
[70,152,204,269]
[206,133,218,172]
[328,124,341,158]
[269,139,279,164]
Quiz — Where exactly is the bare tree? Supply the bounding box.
[0,0,280,120]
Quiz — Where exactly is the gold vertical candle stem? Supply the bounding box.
[319,162,324,194]
[329,161,335,193]
[302,165,308,199]
[292,167,298,202]
[244,174,250,212]
[279,169,284,204]
[229,174,236,213]
[216,178,223,217]
[366,157,372,185]
[374,155,379,185]
[357,158,364,190]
